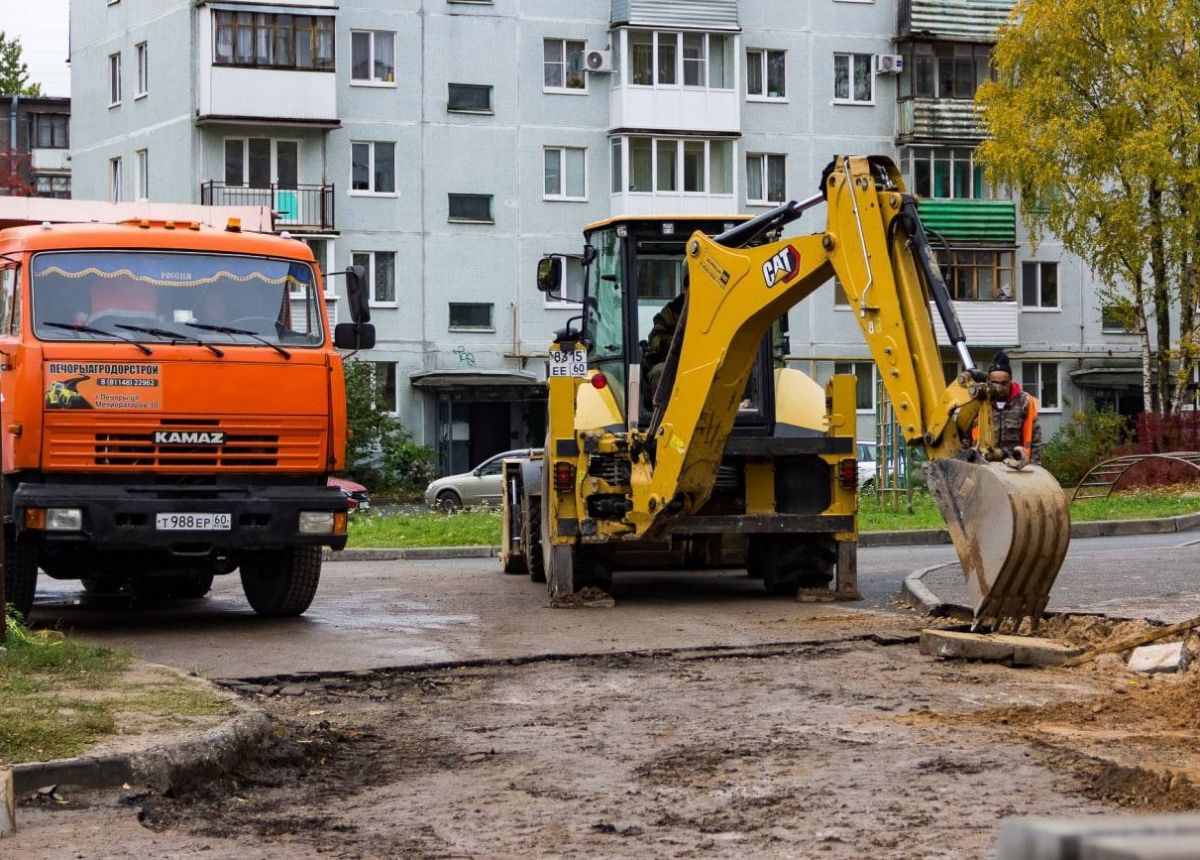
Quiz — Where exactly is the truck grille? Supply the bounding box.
[44,415,327,472]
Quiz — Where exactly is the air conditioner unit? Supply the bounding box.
[585,49,613,74]
[876,54,904,74]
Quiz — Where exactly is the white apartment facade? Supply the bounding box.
[69,0,1147,471]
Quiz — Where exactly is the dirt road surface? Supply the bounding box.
[12,612,1200,859]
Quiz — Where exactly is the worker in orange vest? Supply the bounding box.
[972,350,1042,464]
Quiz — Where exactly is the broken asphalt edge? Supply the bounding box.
[326,511,1200,562]
[9,689,272,796]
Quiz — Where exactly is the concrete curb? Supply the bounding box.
[327,512,1200,562]
[10,696,272,796]
[900,562,965,617]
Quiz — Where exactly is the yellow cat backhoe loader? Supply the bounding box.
[500,155,1069,628]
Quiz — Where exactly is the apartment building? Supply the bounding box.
[69,0,1147,470]
[0,95,72,199]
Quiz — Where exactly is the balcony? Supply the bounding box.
[610,87,741,135]
[31,148,70,172]
[917,198,1015,243]
[196,66,338,126]
[610,190,737,217]
[200,182,335,232]
[898,0,1014,41]
[898,99,986,144]
[930,300,1018,347]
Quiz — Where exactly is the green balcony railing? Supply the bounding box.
[916,198,1015,243]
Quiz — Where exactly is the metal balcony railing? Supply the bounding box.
[199,182,335,232]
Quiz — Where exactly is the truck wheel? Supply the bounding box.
[748,535,835,595]
[524,496,546,583]
[4,528,39,621]
[240,546,322,617]
[171,571,215,599]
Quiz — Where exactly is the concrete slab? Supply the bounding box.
[1082,833,1200,859]
[919,629,1083,666]
[1127,642,1191,674]
[996,815,1200,860]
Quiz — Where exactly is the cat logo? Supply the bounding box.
[761,245,801,289]
[153,430,226,445]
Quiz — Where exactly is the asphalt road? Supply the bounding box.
[26,531,1199,680]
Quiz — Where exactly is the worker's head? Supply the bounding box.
[988,350,1013,398]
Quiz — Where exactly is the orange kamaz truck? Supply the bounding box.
[0,218,375,618]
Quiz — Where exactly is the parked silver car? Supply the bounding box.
[425,449,540,512]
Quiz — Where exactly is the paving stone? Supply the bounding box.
[1128,642,1191,674]
[278,684,307,697]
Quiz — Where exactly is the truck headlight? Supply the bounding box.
[299,511,335,534]
[46,508,83,532]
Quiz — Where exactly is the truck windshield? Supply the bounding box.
[31,251,324,348]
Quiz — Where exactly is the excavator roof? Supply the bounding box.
[582,213,751,233]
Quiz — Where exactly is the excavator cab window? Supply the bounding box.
[583,227,627,414]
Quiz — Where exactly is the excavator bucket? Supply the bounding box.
[925,459,1070,629]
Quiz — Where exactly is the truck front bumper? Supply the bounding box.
[13,483,349,551]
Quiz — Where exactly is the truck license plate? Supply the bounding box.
[548,349,588,378]
[155,513,232,531]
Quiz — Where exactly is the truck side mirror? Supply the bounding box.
[334,321,376,350]
[345,264,370,323]
[536,256,562,295]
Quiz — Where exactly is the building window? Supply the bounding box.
[352,251,396,304]
[109,53,122,105]
[351,141,395,194]
[449,302,494,331]
[448,193,494,223]
[834,361,876,412]
[448,84,493,113]
[900,147,1007,200]
[135,149,149,200]
[746,153,785,204]
[1101,306,1135,334]
[833,52,873,103]
[544,147,586,200]
[544,39,585,91]
[135,42,148,97]
[372,362,398,412]
[903,42,991,101]
[1021,262,1058,309]
[213,11,334,71]
[747,49,785,99]
[28,114,68,148]
[618,137,733,196]
[937,248,1015,301]
[34,175,70,198]
[109,157,123,202]
[351,30,395,84]
[1021,362,1060,410]
[833,278,850,308]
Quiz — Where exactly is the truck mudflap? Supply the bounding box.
[12,483,349,551]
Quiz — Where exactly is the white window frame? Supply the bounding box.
[543,255,585,309]
[543,38,587,95]
[109,52,122,106]
[135,42,148,98]
[349,141,397,196]
[746,152,786,206]
[1021,261,1060,312]
[223,137,301,187]
[135,149,149,201]
[350,30,396,86]
[109,157,123,203]
[746,48,786,101]
[352,250,397,307]
[1020,361,1061,412]
[448,302,495,332]
[834,361,877,413]
[618,136,735,199]
[833,52,874,105]
[543,146,588,202]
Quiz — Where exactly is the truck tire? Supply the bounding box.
[747,535,835,595]
[240,546,322,617]
[524,496,546,583]
[4,528,39,621]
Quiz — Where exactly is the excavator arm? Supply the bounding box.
[626,155,1068,627]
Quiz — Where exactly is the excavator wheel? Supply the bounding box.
[747,534,835,595]
[926,458,1070,628]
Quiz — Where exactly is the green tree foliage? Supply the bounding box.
[1040,405,1129,487]
[977,0,1200,414]
[342,361,437,498]
[0,32,42,97]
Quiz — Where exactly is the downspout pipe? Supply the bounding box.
[9,95,17,153]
